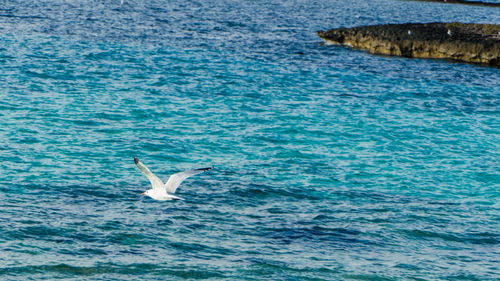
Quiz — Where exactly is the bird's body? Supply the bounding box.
[142,188,182,201]
[134,157,212,201]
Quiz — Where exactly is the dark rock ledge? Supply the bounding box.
[317,22,500,66]
[407,0,500,8]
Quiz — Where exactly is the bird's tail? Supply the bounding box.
[170,194,184,200]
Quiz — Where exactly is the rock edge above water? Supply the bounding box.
[408,0,500,7]
[317,22,500,66]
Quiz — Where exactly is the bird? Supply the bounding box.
[134,157,212,200]
[447,29,453,37]
[408,30,412,36]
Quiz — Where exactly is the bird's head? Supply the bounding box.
[142,189,151,196]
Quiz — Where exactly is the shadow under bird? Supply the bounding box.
[134,157,212,201]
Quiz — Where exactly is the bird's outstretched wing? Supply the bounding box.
[165,167,212,194]
[134,157,164,190]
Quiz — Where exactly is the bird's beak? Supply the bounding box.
[141,192,146,195]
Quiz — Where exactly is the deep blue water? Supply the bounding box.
[0,0,499,280]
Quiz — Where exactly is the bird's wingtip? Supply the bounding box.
[196,167,213,172]
[134,157,139,164]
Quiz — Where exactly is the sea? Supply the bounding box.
[0,0,499,280]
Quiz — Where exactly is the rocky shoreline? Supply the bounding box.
[317,23,500,66]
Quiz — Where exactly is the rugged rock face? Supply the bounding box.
[317,23,500,66]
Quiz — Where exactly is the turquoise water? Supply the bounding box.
[1,0,499,280]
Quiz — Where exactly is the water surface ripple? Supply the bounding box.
[0,0,499,280]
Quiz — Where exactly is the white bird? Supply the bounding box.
[134,157,212,201]
[447,29,453,36]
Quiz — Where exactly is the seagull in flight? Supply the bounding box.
[134,157,212,201]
